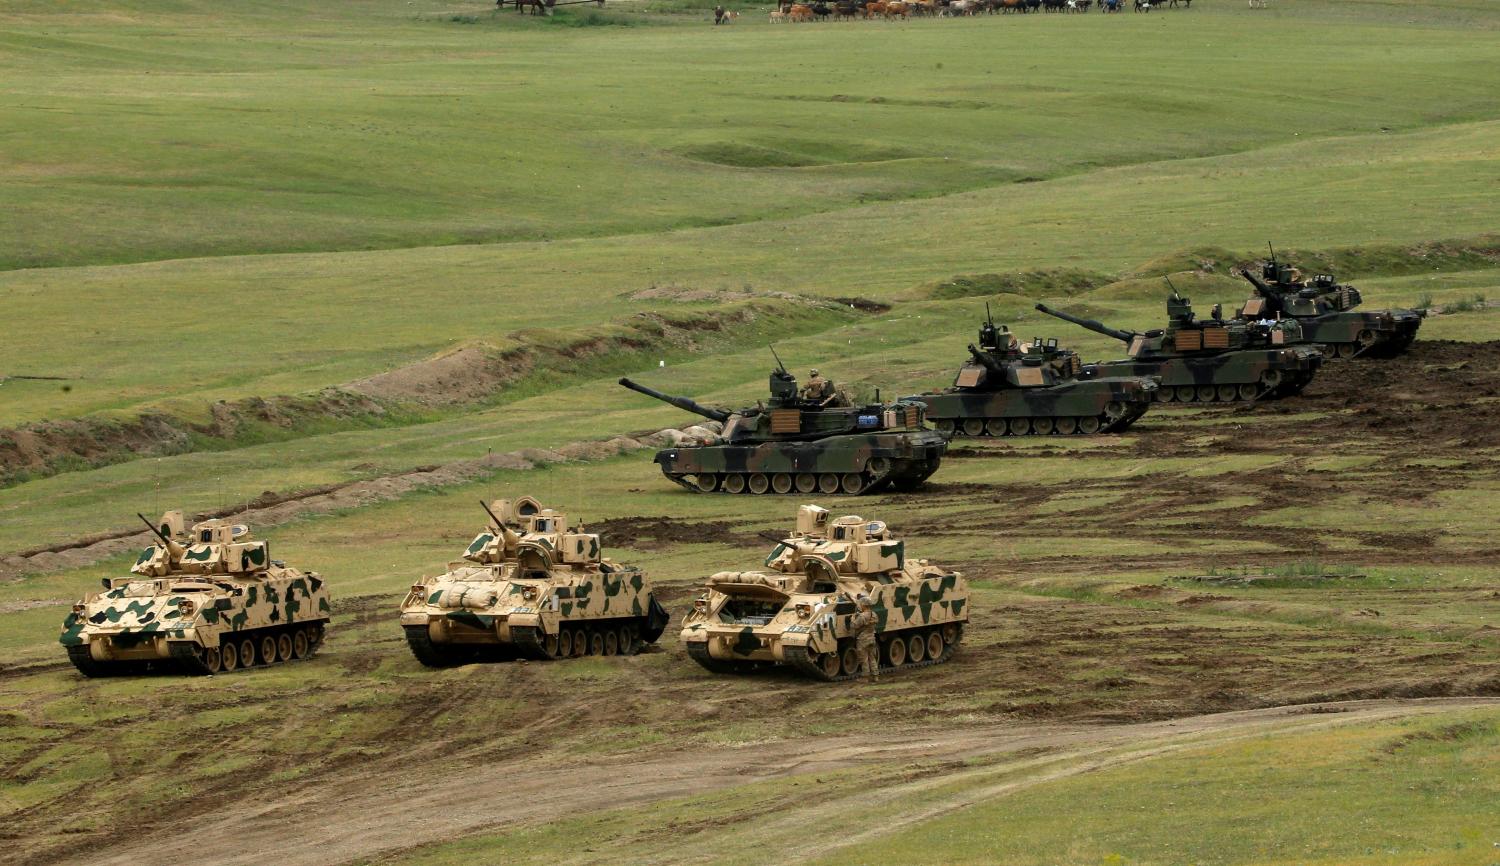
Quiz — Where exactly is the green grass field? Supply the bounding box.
[2,0,1499,863]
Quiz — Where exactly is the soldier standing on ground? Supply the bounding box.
[851,595,879,682]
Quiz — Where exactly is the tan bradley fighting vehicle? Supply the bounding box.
[680,505,968,681]
[400,497,670,666]
[59,511,331,676]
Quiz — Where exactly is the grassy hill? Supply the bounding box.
[2,0,1498,863]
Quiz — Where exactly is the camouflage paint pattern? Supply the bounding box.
[680,505,968,681]
[1241,261,1423,358]
[1038,293,1325,403]
[908,317,1159,436]
[399,497,668,665]
[620,369,946,495]
[60,512,330,676]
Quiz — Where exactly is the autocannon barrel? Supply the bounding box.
[617,378,731,423]
[966,344,1006,375]
[1033,303,1135,343]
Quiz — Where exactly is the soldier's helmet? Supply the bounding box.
[809,369,820,377]
[857,594,873,608]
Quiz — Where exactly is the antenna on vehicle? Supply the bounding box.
[1164,275,1180,297]
[1267,241,1277,267]
[985,301,994,326]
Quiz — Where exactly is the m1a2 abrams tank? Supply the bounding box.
[907,306,1160,437]
[399,497,670,666]
[59,511,331,676]
[617,359,946,496]
[1036,291,1324,404]
[1239,247,1424,358]
[679,504,968,681]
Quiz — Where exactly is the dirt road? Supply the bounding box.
[60,697,1499,866]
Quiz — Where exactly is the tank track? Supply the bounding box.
[1153,369,1319,404]
[405,625,479,668]
[66,644,130,678]
[937,404,1150,438]
[781,625,963,682]
[70,622,325,677]
[665,459,928,497]
[685,639,764,673]
[506,618,648,661]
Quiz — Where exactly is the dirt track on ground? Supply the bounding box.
[54,698,1498,866]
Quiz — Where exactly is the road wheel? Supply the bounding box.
[1195,385,1216,402]
[962,419,985,437]
[1237,383,1259,400]
[1032,417,1055,435]
[1174,386,1197,402]
[292,629,310,659]
[839,473,865,494]
[202,645,222,672]
[886,635,907,667]
[695,474,718,493]
[277,632,294,662]
[771,474,793,494]
[590,630,605,656]
[906,633,927,664]
[1079,416,1101,434]
[984,418,1007,436]
[818,652,841,679]
[260,635,279,665]
[1260,369,1283,391]
[618,626,635,655]
[1335,343,1356,359]
[1055,417,1078,435]
[817,474,840,494]
[926,630,945,660]
[748,473,770,495]
[220,641,239,672]
[933,419,955,435]
[1216,384,1237,402]
[558,629,574,658]
[795,474,818,494]
[603,630,619,656]
[841,646,863,677]
[1007,417,1032,436]
[304,625,325,656]
[239,638,257,667]
[722,474,746,494]
[943,623,961,645]
[543,630,560,658]
[1155,387,1175,402]
[1356,330,1377,353]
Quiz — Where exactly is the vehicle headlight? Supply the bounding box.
[794,603,813,619]
[694,597,709,613]
[522,586,539,601]
[177,599,197,616]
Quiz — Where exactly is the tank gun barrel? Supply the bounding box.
[617,378,731,423]
[137,512,172,548]
[1033,303,1135,343]
[1241,268,1277,295]
[966,344,1006,375]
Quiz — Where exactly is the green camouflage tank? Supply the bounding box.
[680,504,968,681]
[618,362,946,495]
[59,511,331,676]
[908,309,1159,437]
[1037,291,1324,404]
[1240,254,1423,358]
[399,496,670,666]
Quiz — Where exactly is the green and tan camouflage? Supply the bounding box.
[680,504,968,681]
[1037,291,1324,404]
[1240,256,1423,358]
[399,496,670,666]
[618,363,946,496]
[908,308,1159,437]
[59,511,330,676]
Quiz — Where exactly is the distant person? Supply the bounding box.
[714,4,727,22]
[851,595,879,682]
